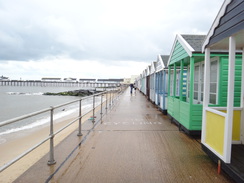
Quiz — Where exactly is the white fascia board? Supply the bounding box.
[142,70,145,77]
[151,61,157,74]
[146,66,151,76]
[158,54,165,69]
[150,62,155,74]
[177,34,194,57]
[168,34,194,66]
[167,36,178,66]
[155,55,164,73]
[202,0,231,52]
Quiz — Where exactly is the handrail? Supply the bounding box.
[0,91,108,128]
[0,108,51,128]
[0,136,51,173]
[0,87,122,173]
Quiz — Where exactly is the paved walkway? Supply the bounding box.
[14,88,234,183]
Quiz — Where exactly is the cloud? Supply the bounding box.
[0,56,149,80]
[0,0,224,79]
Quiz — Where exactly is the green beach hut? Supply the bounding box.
[167,34,206,135]
[167,34,242,135]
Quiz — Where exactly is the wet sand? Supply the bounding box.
[0,99,110,183]
[0,117,80,182]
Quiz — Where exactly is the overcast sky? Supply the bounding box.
[0,0,224,80]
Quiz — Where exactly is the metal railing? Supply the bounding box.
[0,87,123,172]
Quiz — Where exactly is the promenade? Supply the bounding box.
[14,88,234,183]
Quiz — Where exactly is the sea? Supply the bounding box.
[0,85,99,136]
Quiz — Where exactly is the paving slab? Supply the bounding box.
[14,89,234,183]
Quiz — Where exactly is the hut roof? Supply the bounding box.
[181,34,206,52]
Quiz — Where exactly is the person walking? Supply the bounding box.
[130,83,134,94]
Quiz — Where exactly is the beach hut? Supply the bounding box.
[167,33,242,135]
[146,65,151,99]
[136,74,142,92]
[149,61,157,103]
[141,69,147,95]
[167,34,206,135]
[155,55,169,114]
[201,0,244,182]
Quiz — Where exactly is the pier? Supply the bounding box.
[0,80,120,88]
[12,88,234,183]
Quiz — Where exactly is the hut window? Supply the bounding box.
[193,62,205,104]
[194,65,200,101]
[160,71,163,93]
[170,70,174,96]
[155,73,159,93]
[209,59,218,104]
[176,70,180,96]
[182,70,187,97]
[165,72,168,94]
[187,67,190,102]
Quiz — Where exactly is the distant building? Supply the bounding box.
[41,77,62,82]
[97,79,124,83]
[122,75,139,84]
[63,77,77,82]
[0,75,9,81]
[123,78,131,84]
[130,75,139,84]
[79,79,96,82]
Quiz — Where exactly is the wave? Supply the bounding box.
[6,92,43,96]
[0,102,96,136]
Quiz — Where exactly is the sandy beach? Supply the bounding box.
[0,95,115,183]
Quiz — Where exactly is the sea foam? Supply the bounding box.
[0,103,94,136]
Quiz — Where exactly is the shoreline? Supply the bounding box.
[0,110,95,183]
[0,97,111,183]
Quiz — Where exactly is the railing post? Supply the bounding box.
[100,94,103,123]
[48,107,56,165]
[109,90,112,107]
[105,91,108,110]
[111,88,114,105]
[92,95,95,124]
[77,99,83,136]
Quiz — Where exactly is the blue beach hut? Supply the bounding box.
[155,55,169,114]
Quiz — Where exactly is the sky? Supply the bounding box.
[0,0,224,80]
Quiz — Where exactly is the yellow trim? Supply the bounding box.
[220,110,241,141]
[206,111,225,155]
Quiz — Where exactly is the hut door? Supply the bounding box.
[146,76,150,98]
[242,84,244,143]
